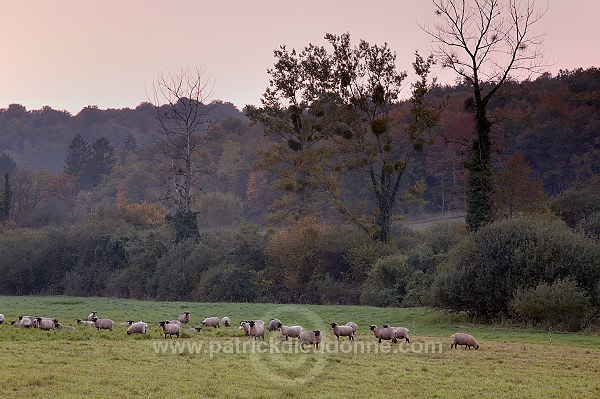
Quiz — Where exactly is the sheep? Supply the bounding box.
[277,322,303,341]
[331,322,354,341]
[392,326,410,343]
[346,322,358,332]
[87,311,98,321]
[0,313,4,324]
[76,319,96,327]
[91,317,114,331]
[53,320,75,331]
[16,316,33,328]
[36,317,55,331]
[118,320,134,326]
[451,333,479,350]
[185,327,203,333]
[202,316,220,328]
[299,330,322,349]
[221,317,231,327]
[370,324,397,344]
[159,320,180,339]
[127,321,148,335]
[20,316,38,327]
[268,318,282,331]
[248,320,265,340]
[239,321,250,336]
[178,312,190,324]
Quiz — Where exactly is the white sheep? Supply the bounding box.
[268,318,281,331]
[159,320,180,339]
[249,320,265,340]
[299,330,322,349]
[178,312,190,324]
[185,327,203,333]
[392,326,410,343]
[451,333,479,349]
[76,319,95,327]
[118,320,134,326]
[239,321,250,336]
[16,316,33,328]
[277,322,303,341]
[53,320,75,331]
[331,322,354,341]
[20,316,38,327]
[202,316,220,328]
[346,321,358,332]
[127,321,148,335]
[221,317,231,327]
[36,317,55,331]
[370,324,397,343]
[91,317,114,331]
[87,311,98,321]
[0,313,4,324]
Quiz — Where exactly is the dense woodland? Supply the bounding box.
[0,67,599,331]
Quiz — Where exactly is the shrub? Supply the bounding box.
[360,254,409,307]
[551,188,600,228]
[511,277,592,331]
[433,215,600,318]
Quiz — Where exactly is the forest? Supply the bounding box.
[0,65,599,331]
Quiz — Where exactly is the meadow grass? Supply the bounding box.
[0,295,599,398]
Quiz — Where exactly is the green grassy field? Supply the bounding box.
[0,296,599,398]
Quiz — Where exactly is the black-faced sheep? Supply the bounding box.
[249,320,265,340]
[299,330,322,349]
[268,318,281,331]
[87,311,98,321]
[451,333,479,349]
[221,317,231,327]
[91,317,114,331]
[36,317,55,331]
[159,320,180,339]
[178,312,190,324]
[331,322,354,341]
[370,324,397,344]
[76,319,95,327]
[346,321,358,332]
[277,323,303,341]
[391,326,410,343]
[202,316,220,328]
[127,321,148,335]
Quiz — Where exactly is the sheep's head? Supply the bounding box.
[314,330,321,336]
[91,317,98,322]
[159,321,166,327]
[370,325,377,331]
[276,322,283,329]
[383,324,390,328]
[249,321,256,327]
[36,317,42,323]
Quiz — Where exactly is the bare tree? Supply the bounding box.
[422,0,547,230]
[151,66,214,212]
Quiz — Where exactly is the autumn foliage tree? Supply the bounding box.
[492,153,548,219]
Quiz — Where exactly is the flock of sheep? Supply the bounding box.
[0,311,480,350]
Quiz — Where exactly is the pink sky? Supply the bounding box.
[1,0,598,114]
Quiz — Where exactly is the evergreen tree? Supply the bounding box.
[124,132,138,155]
[0,153,18,178]
[85,137,116,187]
[1,173,11,221]
[64,134,92,183]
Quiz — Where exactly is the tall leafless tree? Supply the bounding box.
[151,66,214,212]
[422,0,547,230]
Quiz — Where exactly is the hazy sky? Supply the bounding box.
[1,0,598,114]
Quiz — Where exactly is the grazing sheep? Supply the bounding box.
[299,330,322,349]
[53,320,75,331]
[268,318,282,331]
[277,323,303,341]
[36,317,55,331]
[370,324,398,344]
[178,312,190,324]
[221,317,231,327]
[346,322,358,332]
[185,327,203,333]
[76,319,96,327]
[451,333,479,350]
[20,316,38,327]
[118,320,134,326]
[0,313,4,324]
[91,317,115,331]
[87,312,98,321]
[159,321,180,339]
[239,321,250,336]
[331,322,354,341]
[248,320,265,340]
[392,327,410,343]
[127,321,148,335]
[202,316,220,328]
[16,316,33,328]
